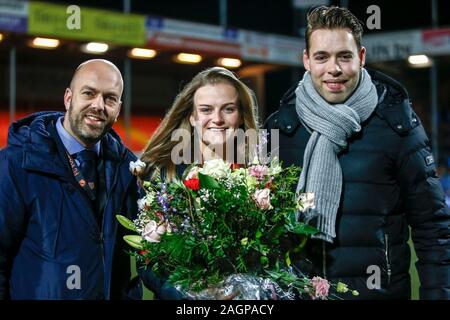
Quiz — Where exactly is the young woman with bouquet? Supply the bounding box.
[122,67,356,300]
[130,67,260,299]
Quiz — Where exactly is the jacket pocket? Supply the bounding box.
[384,233,392,287]
[33,185,64,259]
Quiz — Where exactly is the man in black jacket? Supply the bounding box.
[265,6,450,299]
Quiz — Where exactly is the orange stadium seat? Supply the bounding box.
[0,111,161,154]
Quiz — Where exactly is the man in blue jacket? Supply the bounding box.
[265,6,450,299]
[0,59,141,299]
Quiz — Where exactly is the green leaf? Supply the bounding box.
[123,235,144,249]
[265,269,282,280]
[285,251,291,267]
[288,223,318,236]
[198,172,219,189]
[260,256,269,267]
[116,215,137,232]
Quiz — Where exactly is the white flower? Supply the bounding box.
[251,154,260,165]
[137,198,146,212]
[142,220,167,243]
[230,168,246,183]
[129,159,146,176]
[253,188,273,210]
[137,193,155,212]
[200,159,231,179]
[297,192,315,212]
[246,175,258,191]
[268,157,282,175]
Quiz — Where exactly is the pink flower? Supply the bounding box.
[253,188,272,210]
[310,276,330,300]
[142,220,167,243]
[186,167,199,180]
[248,165,269,181]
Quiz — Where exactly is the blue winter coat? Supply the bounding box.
[0,112,141,299]
[264,69,450,299]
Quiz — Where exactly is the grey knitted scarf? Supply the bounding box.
[295,69,378,243]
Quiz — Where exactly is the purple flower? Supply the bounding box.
[156,190,170,213]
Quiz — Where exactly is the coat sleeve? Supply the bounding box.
[138,263,184,300]
[396,125,450,299]
[0,149,27,300]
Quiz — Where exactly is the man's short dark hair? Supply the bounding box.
[305,6,364,53]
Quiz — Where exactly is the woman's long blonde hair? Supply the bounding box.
[139,67,259,181]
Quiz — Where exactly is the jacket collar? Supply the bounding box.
[11,112,124,178]
[55,116,101,156]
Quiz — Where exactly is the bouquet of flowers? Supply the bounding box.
[119,158,358,300]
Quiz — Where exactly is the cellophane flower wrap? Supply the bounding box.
[118,158,358,300]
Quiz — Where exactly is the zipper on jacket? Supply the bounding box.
[384,233,391,286]
[322,241,327,278]
[99,231,105,272]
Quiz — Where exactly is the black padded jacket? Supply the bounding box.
[264,69,450,299]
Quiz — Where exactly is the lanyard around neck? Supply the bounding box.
[66,152,97,201]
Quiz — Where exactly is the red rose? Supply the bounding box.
[183,178,200,191]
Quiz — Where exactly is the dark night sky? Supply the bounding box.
[38,0,450,36]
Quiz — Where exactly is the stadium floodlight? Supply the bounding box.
[218,58,242,68]
[175,53,202,64]
[31,37,60,49]
[83,42,109,54]
[408,55,432,68]
[129,48,157,59]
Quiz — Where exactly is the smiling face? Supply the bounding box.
[189,82,243,148]
[303,28,366,104]
[63,61,123,147]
